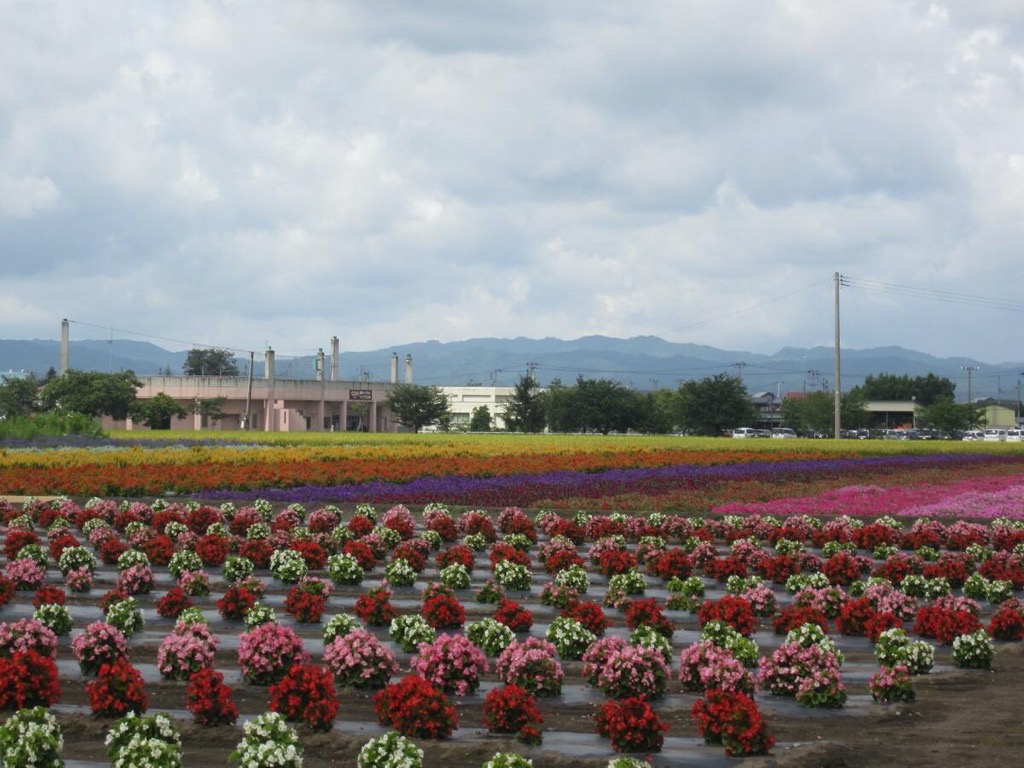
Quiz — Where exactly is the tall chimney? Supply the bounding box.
[405,354,413,384]
[390,353,398,384]
[60,318,69,375]
[330,336,339,381]
[264,348,275,380]
[315,348,325,382]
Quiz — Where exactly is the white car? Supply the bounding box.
[983,428,1007,442]
[732,428,758,438]
[1006,429,1023,443]
[771,428,798,439]
[962,430,984,441]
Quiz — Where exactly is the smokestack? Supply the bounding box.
[315,348,325,382]
[390,353,398,384]
[330,336,339,381]
[405,354,413,384]
[264,348,275,380]
[60,318,69,375]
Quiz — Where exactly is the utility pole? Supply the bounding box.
[834,272,845,440]
[961,365,979,403]
[734,362,746,382]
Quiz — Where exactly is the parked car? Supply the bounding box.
[983,428,1008,442]
[732,427,758,438]
[1006,429,1023,443]
[771,428,798,439]
[961,430,984,441]
[755,429,772,438]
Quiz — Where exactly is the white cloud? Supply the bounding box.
[1,1,1024,364]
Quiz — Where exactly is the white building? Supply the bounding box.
[441,386,518,431]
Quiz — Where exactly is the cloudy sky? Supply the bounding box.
[3,1,1024,364]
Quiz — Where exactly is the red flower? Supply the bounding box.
[86,657,147,717]
[374,675,458,739]
[269,663,339,732]
[422,593,465,629]
[156,586,193,620]
[186,668,238,726]
[494,599,533,633]
[692,688,774,756]
[698,595,756,636]
[217,584,258,621]
[594,696,668,753]
[0,650,61,709]
[483,684,543,735]
[354,586,398,626]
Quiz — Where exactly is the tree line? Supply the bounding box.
[387,371,990,436]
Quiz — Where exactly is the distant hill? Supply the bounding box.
[0,335,1017,400]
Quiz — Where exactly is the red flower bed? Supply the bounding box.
[494,599,533,633]
[698,595,757,637]
[354,586,398,626]
[594,696,668,753]
[914,604,982,645]
[0,650,61,709]
[86,657,147,716]
[269,663,339,731]
[217,584,258,621]
[989,599,1024,641]
[290,539,328,570]
[772,604,829,635]
[156,586,193,620]
[437,545,476,572]
[195,533,233,567]
[483,683,543,741]
[692,688,774,757]
[647,548,694,580]
[186,668,238,726]
[623,597,674,637]
[374,675,458,739]
[561,600,609,636]
[422,593,465,629]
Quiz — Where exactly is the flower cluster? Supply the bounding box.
[678,641,753,694]
[86,658,147,717]
[496,638,564,697]
[230,711,302,768]
[269,663,340,731]
[594,697,668,753]
[157,621,219,680]
[951,629,995,669]
[593,643,669,700]
[389,614,436,653]
[868,664,916,703]
[237,623,308,685]
[873,628,934,675]
[354,586,399,626]
[422,593,466,629]
[72,621,130,675]
[494,599,533,633]
[105,597,144,638]
[374,675,458,739]
[410,633,489,696]
[0,706,63,767]
[758,641,847,708]
[483,684,543,743]
[186,668,239,726]
[466,617,515,657]
[692,688,774,756]
[0,618,58,659]
[0,650,61,710]
[545,617,596,660]
[284,576,332,623]
[357,731,423,768]
[324,629,399,690]
[105,713,181,768]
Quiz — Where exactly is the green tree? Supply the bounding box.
[556,376,642,434]
[183,348,240,376]
[675,373,755,436]
[502,374,546,433]
[918,396,986,434]
[192,396,228,427]
[636,389,677,434]
[0,374,40,418]
[39,370,142,420]
[853,373,956,407]
[469,405,492,432]
[132,392,188,429]
[781,390,867,436]
[385,384,452,433]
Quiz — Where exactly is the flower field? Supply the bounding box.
[0,437,1022,766]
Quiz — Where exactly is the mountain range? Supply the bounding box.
[1,335,1020,401]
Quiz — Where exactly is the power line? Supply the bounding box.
[844,279,1024,313]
